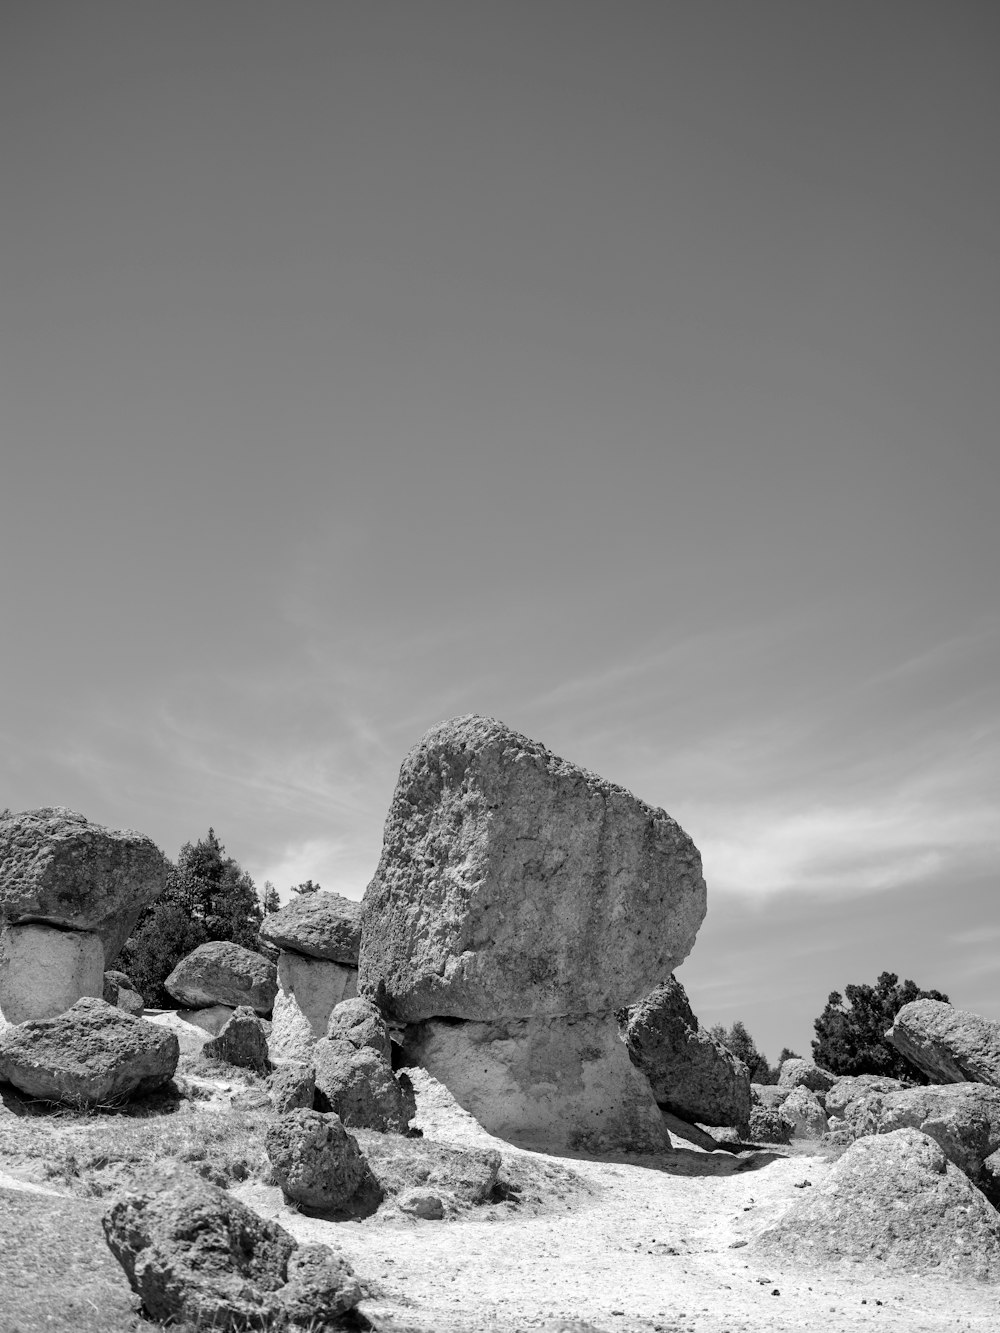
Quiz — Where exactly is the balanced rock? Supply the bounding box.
[0,923,104,1023]
[326,996,391,1062]
[0,996,178,1105]
[164,941,277,1015]
[618,976,750,1128]
[755,1128,1000,1281]
[259,892,362,964]
[887,999,1000,1087]
[776,1058,836,1095]
[202,1005,269,1072]
[360,715,706,1022]
[313,1037,415,1133]
[0,807,168,964]
[103,1171,362,1327]
[103,969,145,1016]
[268,950,357,1061]
[265,1108,372,1212]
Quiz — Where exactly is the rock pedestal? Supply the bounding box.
[0,924,104,1023]
[268,951,358,1061]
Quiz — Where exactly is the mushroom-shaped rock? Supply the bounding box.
[887,999,1000,1087]
[164,941,277,1015]
[259,892,362,964]
[360,715,706,1023]
[0,923,104,1023]
[618,976,750,1128]
[755,1128,1000,1281]
[0,996,178,1105]
[0,807,168,965]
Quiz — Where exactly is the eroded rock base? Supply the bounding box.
[0,923,104,1023]
[269,951,358,1061]
[404,1012,670,1153]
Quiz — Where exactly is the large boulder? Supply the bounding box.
[313,1038,416,1133]
[887,999,1000,1087]
[779,1085,828,1140]
[617,976,750,1128]
[265,1108,373,1213]
[164,941,277,1015]
[0,923,104,1023]
[776,1058,836,1094]
[0,996,178,1105]
[755,1128,1000,1281]
[268,950,358,1061]
[0,808,168,964]
[202,1005,270,1072]
[259,892,362,964]
[825,1073,904,1119]
[103,1171,362,1328]
[360,715,706,1023]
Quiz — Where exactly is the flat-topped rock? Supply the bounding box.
[164,940,277,1014]
[0,808,168,964]
[887,999,1000,1087]
[259,892,362,964]
[360,715,706,1022]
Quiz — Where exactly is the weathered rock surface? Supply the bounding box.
[268,949,358,1061]
[404,1014,671,1153]
[755,1128,1000,1281]
[176,1003,237,1036]
[357,1130,502,1205]
[164,941,277,1014]
[618,976,750,1128]
[0,807,168,964]
[103,1171,362,1327]
[779,1085,828,1139]
[360,715,706,1023]
[751,1083,792,1110]
[0,996,178,1105]
[259,892,362,964]
[0,923,104,1023]
[267,1061,316,1114]
[313,1037,416,1132]
[326,996,392,1061]
[888,999,1000,1087]
[202,1005,270,1071]
[825,1073,904,1119]
[776,1058,836,1094]
[746,1103,792,1144]
[103,969,145,1016]
[265,1108,373,1213]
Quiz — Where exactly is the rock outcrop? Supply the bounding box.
[164,941,277,1015]
[360,715,706,1151]
[0,923,104,1023]
[0,996,178,1105]
[259,892,362,964]
[617,976,750,1128]
[103,1171,362,1327]
[0,807,168,964]
[755,1128,1000,1281]
[887,999,1000,1087]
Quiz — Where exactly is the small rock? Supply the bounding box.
[326,996,391,1062]
[265,1108,371,1213]
[267,1061,316,1114]
[202,1006,270,1072]
[397,1188,445,1219]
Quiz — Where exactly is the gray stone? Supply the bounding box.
[825,1073,904,1119]
[776,1058,836,1094]
[103,969,144,1016]
[751,1083,792,1110]
[887,999,1000,1087]
[755,1128,1000,1281]
[259,892,362,964]
[102,1171,361,1327]
[780,1085,828,1140]
[360,715,706,1022]
[268,950,358,1060]
[403,1013,670,1153]
[618,976,750,1128]
[265,1108,370,1212]
[357,1131,502,1205]
[326,996,391,1061]
[164,941,277,1014]
[0,923,104,1023]
[176,1003,236,1036]
[202,1005,270,1072]
[267,1061,316,1114]
[397,1187,445,1219]
[313,1037,416,1133]
[0,996,178,1105]
[747,1103,792,1144]
[0,807,168,964]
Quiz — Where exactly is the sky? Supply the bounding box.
[1,2,997,1063]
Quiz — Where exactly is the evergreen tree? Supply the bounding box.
[261,880,281,913]
[708,1019,776,1083]
[291,879,321,896]
[811,971,949,1081]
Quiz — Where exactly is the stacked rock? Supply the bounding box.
[163,940,278,1037]
[359,715,707,1152]
[0,808,168,1024]
[259,892,362,1061]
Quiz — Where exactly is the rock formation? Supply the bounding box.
[102,969,144,1016]
[0,807,168,965]
[776,1058,836,1094]
[201,1005,270,1071]
[313,1037,416,1133]
[778,1085,828,1139]
[617,975,750,1128]
[360,715,706,1151]
[260,891,361,963]
[164,940,277,1015]
[0,923,104,1023]
[887,999,1000,1087]
[265,1108,375,1213]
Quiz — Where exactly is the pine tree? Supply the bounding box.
[811,971,949,1081]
